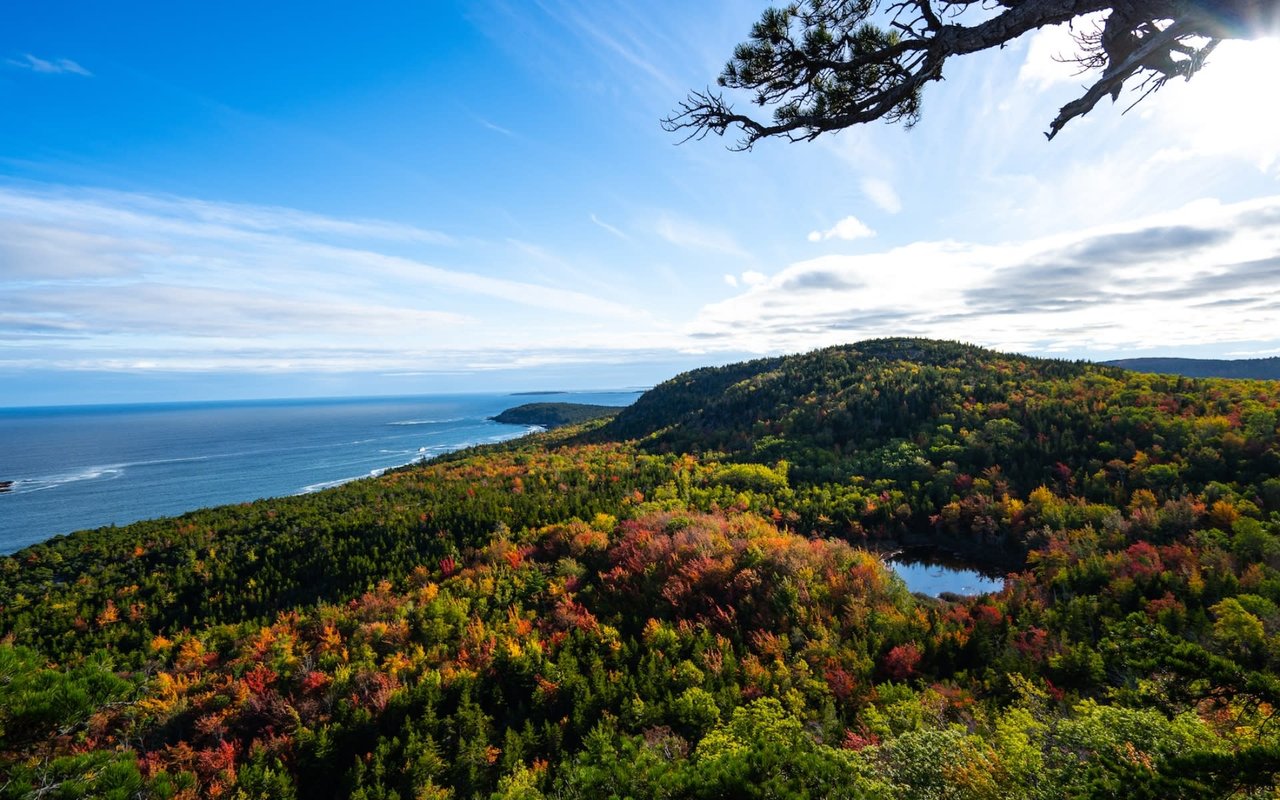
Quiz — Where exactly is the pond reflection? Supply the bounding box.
[887,547,1005,597]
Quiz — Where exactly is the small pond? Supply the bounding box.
[887,547,1006,597]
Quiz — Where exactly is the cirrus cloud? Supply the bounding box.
[6,53,92,76]
[0,184,672,374]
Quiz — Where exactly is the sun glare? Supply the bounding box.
[1145,36,1280,172]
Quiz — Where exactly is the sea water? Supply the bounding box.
[0,391,637,555]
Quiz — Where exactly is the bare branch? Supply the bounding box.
[1046,15,1225,138]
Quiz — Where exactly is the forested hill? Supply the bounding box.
[595,337,1280,497]
[1103,356,1280,381]
[600,339,1089,458]
[4,337,1280,798]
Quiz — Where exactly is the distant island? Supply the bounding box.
[490,401,622,427]
[1102,355,1280,380]
[508,390,570,396]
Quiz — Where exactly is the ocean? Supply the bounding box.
[0,391,637,555]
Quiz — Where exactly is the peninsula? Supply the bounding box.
[489,401,622,428]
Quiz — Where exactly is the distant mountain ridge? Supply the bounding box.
[1102,356,1280,380]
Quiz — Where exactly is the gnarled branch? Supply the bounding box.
[664,0,1278,147]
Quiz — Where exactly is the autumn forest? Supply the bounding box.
[4,338,1280,798]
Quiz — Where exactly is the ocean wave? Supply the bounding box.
[3,454,217,496]
[483,426,543,442]
[294,455,430,495]
[387,417,469,426]
[296,476,360,494]
[117,455,212,468]
[291,425,544,496]
[377,444,454,456]
[7,466,126,494]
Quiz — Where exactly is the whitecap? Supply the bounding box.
[387,417,468,426]
[8,465,126,494]
[296,476,361,494]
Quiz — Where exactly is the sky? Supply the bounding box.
[3,1,1279,406]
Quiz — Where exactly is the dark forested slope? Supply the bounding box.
[3,338,1280,799]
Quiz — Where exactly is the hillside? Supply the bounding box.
[3,338,1280,798]
[1103,356,1280,381]
[490,402,622,428]
[599,338,1280,496]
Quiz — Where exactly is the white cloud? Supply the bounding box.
[558,4,682,94]
[0,186,455,247]
[1141,37,1280,174]
[1017,17,1101,90]
[0,185,673,373]
[1013,25,1280,175]
[492,0,688,102]
[655,213,748,256]
[688,195,1280,357]
[718,270,765,289]
[477,117,516,137]
[860,178,902,214]
[590,212,630,240]
[7,53,92,76]
[808,215,875,242]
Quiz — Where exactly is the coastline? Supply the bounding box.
[295,422,545,494]
[0,392,635,555]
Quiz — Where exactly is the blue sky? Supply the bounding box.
[3,1,1279,406]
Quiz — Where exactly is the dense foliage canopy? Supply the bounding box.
[3,338,1280,797]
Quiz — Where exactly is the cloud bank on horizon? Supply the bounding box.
[692,197,1280,356]
[2,2,1280,403]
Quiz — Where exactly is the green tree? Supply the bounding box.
[1210,597,1267,659]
